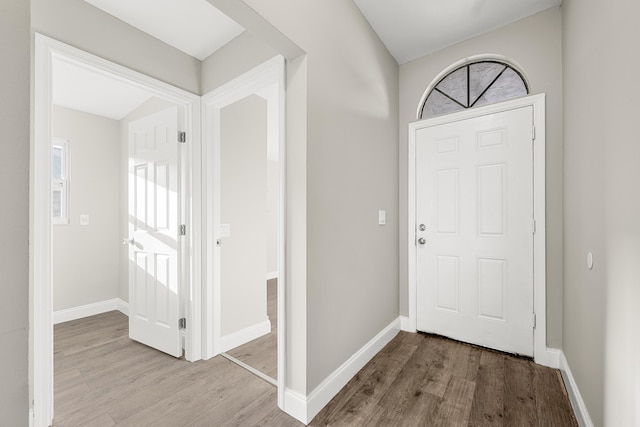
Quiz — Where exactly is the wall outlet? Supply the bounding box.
[80,214,89,226]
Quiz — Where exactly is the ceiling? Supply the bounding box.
[353,0,562,64]
[57,0,563,118]
[83,0,244,61]
[53,58,154,120]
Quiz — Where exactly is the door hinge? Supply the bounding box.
[179,318,186,329]
[532,219,536,235]
[178,131,186,143]
[532,312,537,329]
[180,224,186,236]
[532,125,536,141]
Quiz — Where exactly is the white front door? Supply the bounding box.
[127,106,181,357]
[415,106,534,356]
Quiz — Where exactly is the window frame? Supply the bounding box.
[52,138,70,225]
[416,54,530,121]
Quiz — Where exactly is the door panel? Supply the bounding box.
[128,106,181,357]
[416,106,534,356]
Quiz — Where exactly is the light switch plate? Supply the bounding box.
[378,210,386,225]
[219,223,231,237]
[80,214,89,226]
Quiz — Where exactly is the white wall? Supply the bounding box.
[118,97,177,303]
[1,0,29,424]
[52,106,121,311]
[399,7,564,349]
[220,95,269,336]
[563,0,640,425]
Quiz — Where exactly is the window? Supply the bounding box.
[419,59,528,120]
[52,138,69,224]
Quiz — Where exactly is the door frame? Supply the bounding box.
[32,34,202,427]
[201,55,287,408]
[407,94,553,366]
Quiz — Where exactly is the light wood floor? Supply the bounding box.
[226,279,277,380]
[54,312,577,426]
[53,311,300,426]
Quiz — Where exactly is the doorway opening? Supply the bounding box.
[202,55,286,401]
[33,34,202,426]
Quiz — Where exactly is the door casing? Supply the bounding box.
[32,34,202,427]
[407,94,554,366]
[201,55,287,409]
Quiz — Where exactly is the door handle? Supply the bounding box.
[122,237,135,246]
[418,237,426,245]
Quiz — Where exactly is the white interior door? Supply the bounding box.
[127,106,181,357]
[415,106,534,356]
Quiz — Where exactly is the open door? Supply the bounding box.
[126,106,182,357]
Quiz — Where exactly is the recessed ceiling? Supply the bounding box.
[83,0,245,60]
[353,0,563,64]
[53,58,153,120]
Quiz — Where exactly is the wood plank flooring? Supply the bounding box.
[53,311,300,427]
[226,279,277,380]
[310,332,578,427]
[54,311,578,426]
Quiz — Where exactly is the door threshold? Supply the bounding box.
[416,330,534,361]
[221,352,278,387]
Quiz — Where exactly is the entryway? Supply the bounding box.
[408,94,548,360]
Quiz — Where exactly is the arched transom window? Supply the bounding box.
[419,59,529,120]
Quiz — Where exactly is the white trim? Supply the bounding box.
[283,318,400,424]
[53,298,129,324]
[33,34,202,426]
[415,54,531,121]
[283,389,308,425]
[201,55,287,408]
[407,94,547,364]
[399,315,413,332]
[560,351,594,427]
[540,347,561,369]
[219,319,272,353]
[266,271,279,281]
[117,299,129,316]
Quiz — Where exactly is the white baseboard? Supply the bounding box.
[220,319,271,353]
[536,346,561,369]
[559,351,594,427]
[283,388,308,425]
[266,271,279,280]
[117,299,129,316]
[283,318,400,424]
[400,315,414,332]
[53,298,129,324]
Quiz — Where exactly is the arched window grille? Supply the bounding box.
[419,60,529,120]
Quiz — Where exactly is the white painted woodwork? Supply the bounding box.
[415,105,534,356]
[128,106,181,357]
